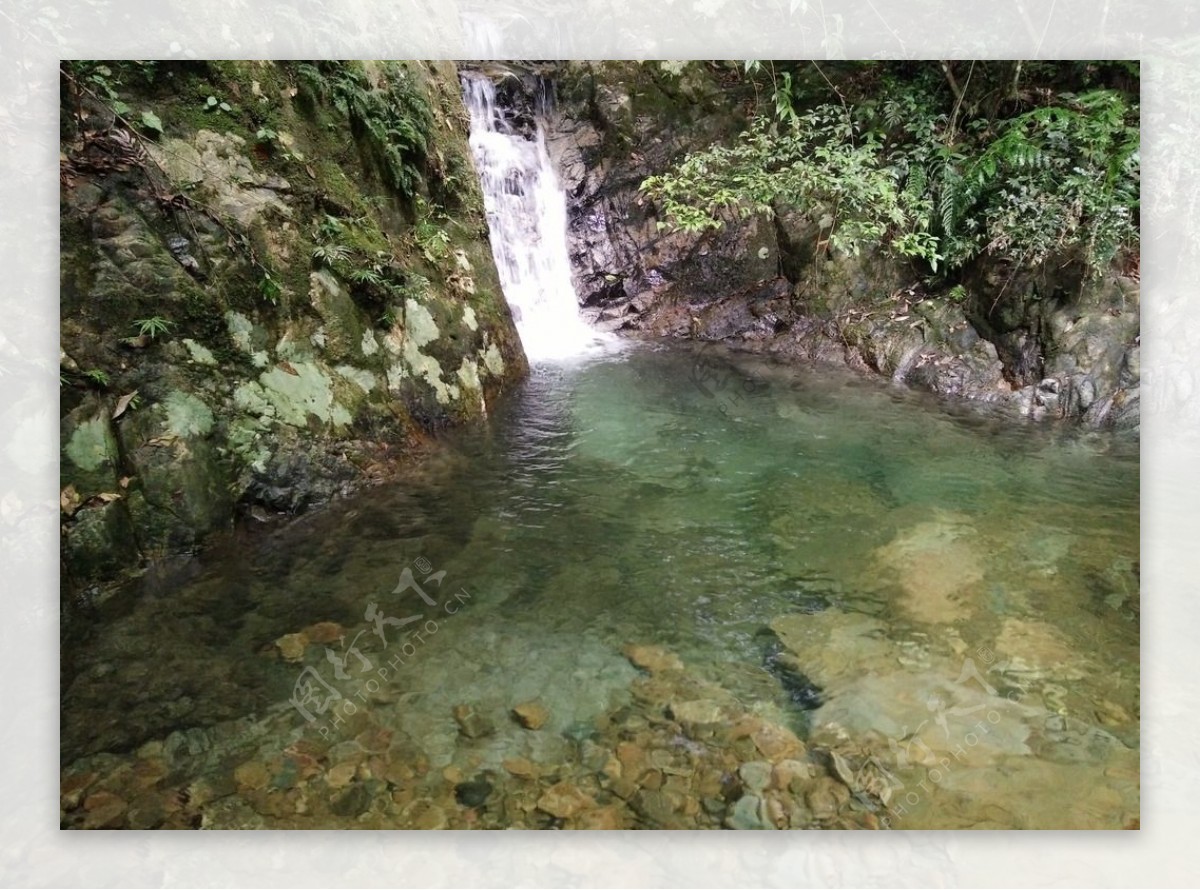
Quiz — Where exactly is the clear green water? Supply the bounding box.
[62,343,1139,828]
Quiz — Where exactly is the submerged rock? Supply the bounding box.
[750,722,807,764]
[994,617,1087,682]
[303,621,346,645]
[452,704,494,740]
[81,790,128,829]
[725,794,773,830]
[762,641,825,710]
[871,513,985,624]
[804,776,850,820]
[738,761,772,793]
[329,782,372,818]
[537,781,595,819]
[622,643,683,673]
[572,805,627,830]
[233,761,271,793]
[502,757,539,779]
[512,701,550,730]
[274,632,309,663]
[454,778,494,809]
[668,699,725,726]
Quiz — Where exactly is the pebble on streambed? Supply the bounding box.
[60,641,890,830]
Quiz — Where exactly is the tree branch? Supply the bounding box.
[940,60,964,104]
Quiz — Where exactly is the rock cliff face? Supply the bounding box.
[542,62,777,327]
[60,61,527,603]
[537,61,1140,430]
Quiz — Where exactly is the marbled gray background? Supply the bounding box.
[0,0,1191,884]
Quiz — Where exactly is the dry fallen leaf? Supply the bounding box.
[60,485,81,516]
[112,390,138,420]
[279,361,299,376]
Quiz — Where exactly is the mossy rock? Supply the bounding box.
[119,392,235,555]
[61,396,122,498]
[62,499,140,585]
[60,59,528,593]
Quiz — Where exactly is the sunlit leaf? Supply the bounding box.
[139,110,163,134]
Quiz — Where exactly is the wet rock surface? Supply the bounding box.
[60,61,528,604]
[543,62,773,329]
[538,62,1139,432]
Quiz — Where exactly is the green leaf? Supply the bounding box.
[206,95,218,108]
[219,102,232,112]
[139,110,163,134]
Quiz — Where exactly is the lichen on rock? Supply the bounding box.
[59,60,528,600]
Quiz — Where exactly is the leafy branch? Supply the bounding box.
[641,64,1139,279]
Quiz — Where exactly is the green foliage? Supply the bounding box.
[398,272,431,302]
[641,62,1139,279]
[133,316,175,339]
[308,211,426,312]
[642,105,944,270]
[348,267,385,287]
[82,368,110,388]
[74,63,129,115]
[298,62,433,200]
[414,215,451,265]
[258,270,282,305]
[64,61,159,119]
[954,90,1140,270]
[378,274,432,328]
[138,110,163,135]
[311,243,352,267]
[204,95,233,113]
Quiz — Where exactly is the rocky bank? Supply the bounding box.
[60,61,527,612]
[535,61,1139,430]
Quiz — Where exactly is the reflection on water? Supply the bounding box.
[61,343,1139,829]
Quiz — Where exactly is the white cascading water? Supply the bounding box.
[463,73,610,362]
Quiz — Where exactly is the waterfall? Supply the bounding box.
[462,73,611,362]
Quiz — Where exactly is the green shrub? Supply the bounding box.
[641,62,1139,279]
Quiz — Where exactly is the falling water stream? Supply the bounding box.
[58,76,1140,831]
[463,72,612,362]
